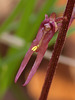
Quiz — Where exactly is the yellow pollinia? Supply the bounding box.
[31,45,39,51]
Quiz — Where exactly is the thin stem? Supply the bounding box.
[39,0,75,100]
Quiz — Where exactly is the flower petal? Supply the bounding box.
[50,12,56,21]
[45,14,48,19]
[23,44,48,86]
[35,27,44,42]
[15,41,38,83]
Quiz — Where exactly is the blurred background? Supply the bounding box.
[0,0,75,100]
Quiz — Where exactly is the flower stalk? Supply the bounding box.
[39,0,75,100]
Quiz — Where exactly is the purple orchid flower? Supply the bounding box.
[15,12,74,86]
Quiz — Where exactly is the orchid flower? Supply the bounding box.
[15,12,74,86]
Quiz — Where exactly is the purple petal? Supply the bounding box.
[45,14,48,19]
[35,28,44,41]
[23,44,48,86]
[50,12,56,21]
[15,41,38,83]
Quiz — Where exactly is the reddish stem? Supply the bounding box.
[39,0,75,100]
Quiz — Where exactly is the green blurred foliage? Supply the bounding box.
[0,0,75,99]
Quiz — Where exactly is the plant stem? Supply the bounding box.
[39,0,75,100]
